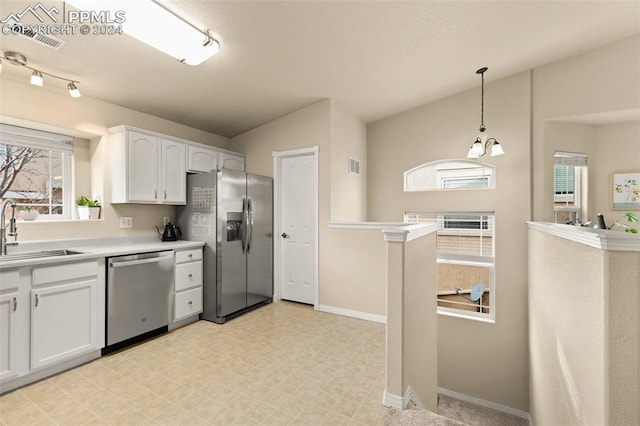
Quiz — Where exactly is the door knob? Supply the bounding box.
[281,233,289,238]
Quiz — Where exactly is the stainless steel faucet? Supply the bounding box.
[1,199,18,255]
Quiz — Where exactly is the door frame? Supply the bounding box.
[272,146,319,309]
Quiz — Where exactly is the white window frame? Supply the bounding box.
[0,124,74,220]
[404,159,495,192]
[405,211,496,322]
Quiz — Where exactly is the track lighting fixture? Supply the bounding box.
[2,51,81,98]
[466,67,504,158]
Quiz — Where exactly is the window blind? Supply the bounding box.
[0,124,74,153]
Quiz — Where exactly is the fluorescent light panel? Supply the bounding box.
[66,1,219,65]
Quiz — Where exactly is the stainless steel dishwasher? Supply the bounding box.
[105,250,174,353]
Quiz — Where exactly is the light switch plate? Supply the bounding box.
[163,216,171,226]
[120,217,133,228]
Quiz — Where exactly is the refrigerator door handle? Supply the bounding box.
[247,198,254,253]
[241,198,247,254]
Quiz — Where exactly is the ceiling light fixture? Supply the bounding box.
[467,67,505,158]
[2,51,81,98]
[66,0,220,65]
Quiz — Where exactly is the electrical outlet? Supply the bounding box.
[120,217,133,228]
[163,216,171,226]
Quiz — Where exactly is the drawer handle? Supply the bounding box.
[188,300,193,306]
[13,297,17,312]
[188,273,193,278]
[188,253,193,258]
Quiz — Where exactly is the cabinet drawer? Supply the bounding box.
[175,261,203,291]
[0,269,19,291]
[33,261,97,286]
[174,287,202,321]
[175,249,202,264]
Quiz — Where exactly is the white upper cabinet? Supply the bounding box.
[161,139,187,203]
[127,131,160,202]
[219,152,245,171]
[110,127,186,204]
[187,145,218,173]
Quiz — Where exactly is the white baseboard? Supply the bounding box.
[317,304,386,324]
[383,386,426,410]
[404,386,426,409]
[383,391,404,408]
[437,387,530,420]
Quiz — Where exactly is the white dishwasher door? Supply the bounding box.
[106,251,174,347]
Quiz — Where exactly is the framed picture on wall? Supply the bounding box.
[611,172,640,210]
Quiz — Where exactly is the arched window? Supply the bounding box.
[404,160,495,192]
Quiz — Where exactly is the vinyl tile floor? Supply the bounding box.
[0,301,389,425]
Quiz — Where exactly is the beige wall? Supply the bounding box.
[367,72,531,411]
[330,100,368,221]
[543,122,595,222]
[402,233,438,411]
[528,229,639,425]
[232,99,380,316]
[322,228,386,315]
[543,120,640,226]
[593,121,640,230]
[532,35,640,221]
[385,231,438,411]
[0,76,229,242]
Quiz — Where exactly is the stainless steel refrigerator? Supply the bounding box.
[177,169,273,323]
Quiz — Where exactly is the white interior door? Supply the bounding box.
[275,148,318,306]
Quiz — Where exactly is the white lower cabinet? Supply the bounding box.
[0,269,20,383]
[30,261,101,371]
[31,279,98,370]
[174,248,203,322]
[1,259,104,394]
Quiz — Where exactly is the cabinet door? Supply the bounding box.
[161,139,187,204]
[0,292,19,382]
[187,146,218,173]
[31,279,98,370]
[219,153,245,171]
[128,131,160,202]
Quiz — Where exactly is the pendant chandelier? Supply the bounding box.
[467,67,505,158]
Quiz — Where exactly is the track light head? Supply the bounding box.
[31,70,43,87]
[67,82,81,98]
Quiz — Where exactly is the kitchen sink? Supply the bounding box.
[0,249,84,262]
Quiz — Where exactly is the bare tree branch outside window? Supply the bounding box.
[0,144,64,216]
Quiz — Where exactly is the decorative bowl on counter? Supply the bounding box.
[20,209,39,221]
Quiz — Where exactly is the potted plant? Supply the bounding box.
[76,195,101,220]
[19,205,39,221]
[609,212,638,234]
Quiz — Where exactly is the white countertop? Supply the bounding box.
[0,236,205,269]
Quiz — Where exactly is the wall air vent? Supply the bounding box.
[4,18,65,49]
[348,157,360,176]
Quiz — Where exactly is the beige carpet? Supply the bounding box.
[383,395,529,426]
[384,407,467,425]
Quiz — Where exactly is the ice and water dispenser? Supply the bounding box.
[226,212,243,241]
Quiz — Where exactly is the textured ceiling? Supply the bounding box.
[1,1,639,137]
